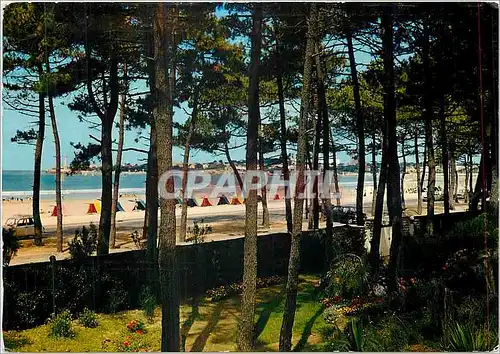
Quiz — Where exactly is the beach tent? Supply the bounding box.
[200,197,213,207]
[51,205,64,217]
[116,201,125,212]
[273,193,281,200]
[86,199,101,214]
[187,198,198,207]
[230,196,243,205]
[87,203,98,214]
[94,199,102,213]
[133,200,146,211]
[217,195,230,205]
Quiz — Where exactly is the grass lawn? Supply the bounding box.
[3,274,331,352]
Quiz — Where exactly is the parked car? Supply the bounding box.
[3,215,41,238]
[330,206,366,224]
[422,194,444,202]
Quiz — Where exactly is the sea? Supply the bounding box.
[2,170,373,200]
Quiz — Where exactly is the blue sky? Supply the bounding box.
[2,98,240,170]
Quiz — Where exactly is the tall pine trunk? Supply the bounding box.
[258,83,270,228]
[464,158,469,204]
[423,22,436,234]
[154,4,179,351]
[420,139,427,194]
[144,28,158,263]
[415,127,423,214]
[382,8,404,295]
[237,6,262,351]
[469,152,474,209]
[347,32,366,226]
[224,141,244,192]
[46,57,63,252]
[315,41,333,266]
[279,4,316,351]
[450,147,457,209]
[370,132,387,270]
[33,64,45,246]
[111,62,127,248]
[276,51,293,233]
[401,138,406,210]
[440,95,450,214]
[99,112,114,255]
[311,92,322,230]
[146,120,159,267]
[330,130,341,206]
[180,90,199,242]
[85,35,119,255]
[259,147,270,228]
[371,132,378,216]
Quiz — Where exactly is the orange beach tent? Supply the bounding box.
[230,195,243,205]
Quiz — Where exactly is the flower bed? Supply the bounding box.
[206,275,286,302]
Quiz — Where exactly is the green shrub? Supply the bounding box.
[79,308,98,328]
[331,226,366,258]
[16,291,48,328]
[374,313,414,351]
[68,224,98,261]
[455,296,486,328]
[324,254,368,299]
[139,286,156,322]
[2,227,20,266]
[48,310,75,338]
[328,319,381,352]
[106,287,128,313]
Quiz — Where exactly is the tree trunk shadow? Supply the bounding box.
[293,306,325,352]
[253,288,285,342]
[190,301,224,352]
[181,297,200,352]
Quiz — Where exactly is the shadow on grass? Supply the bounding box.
[254,286,285,342]
[190,302,224,352]
[181,297,200,352]
[293,306,325,352]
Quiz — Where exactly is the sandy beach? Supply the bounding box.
[2,171,472,265]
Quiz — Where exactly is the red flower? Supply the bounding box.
[137,330,144,335]
[124,341,130,347]
[442,264,448,270]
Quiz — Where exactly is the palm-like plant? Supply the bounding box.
[332,319,381,352]
[444,322,498,352]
